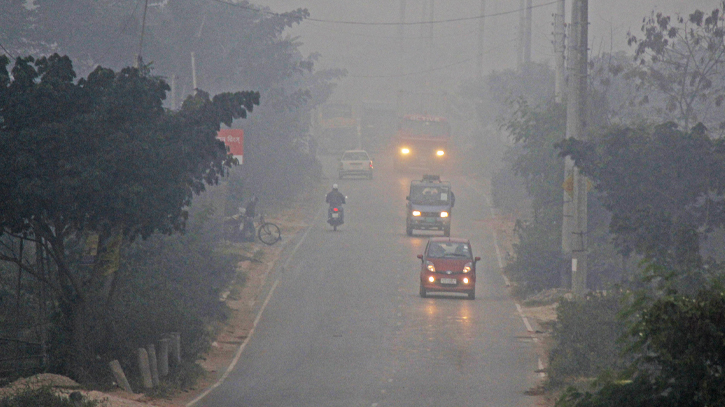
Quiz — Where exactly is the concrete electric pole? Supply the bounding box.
[477,0,486,79]
[555,0,573,290]
[566,0,589,296]
[524,0,532,65]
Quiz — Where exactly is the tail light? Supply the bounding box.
[333,207,339,212]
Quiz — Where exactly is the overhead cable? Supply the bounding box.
[207,0,558,26]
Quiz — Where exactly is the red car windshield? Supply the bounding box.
[427,242,471,258]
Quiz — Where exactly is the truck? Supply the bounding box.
[359,101,397,153]
[314,102,358,154]
[393,90,451,171]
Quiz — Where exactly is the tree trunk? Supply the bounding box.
[70,297,88,380]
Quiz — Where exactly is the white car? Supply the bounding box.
[338,150,373,179]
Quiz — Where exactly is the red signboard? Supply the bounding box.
[217,129,244,164]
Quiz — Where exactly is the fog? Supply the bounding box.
[258,0,716,103]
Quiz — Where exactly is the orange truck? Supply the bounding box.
[394,114,450,171]
[393,91,451,171]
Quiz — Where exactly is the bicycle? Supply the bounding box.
[255,214,282,245]
[223,213,281,245]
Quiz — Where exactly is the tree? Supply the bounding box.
[626,3,725,131]
[558,122,725,290]
[0,54,259,378]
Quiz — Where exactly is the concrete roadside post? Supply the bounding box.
[147,344,160,387]
[137,348,153,389]
[170,332,181,365]
[109,360,133,393]
[158,338,169,377]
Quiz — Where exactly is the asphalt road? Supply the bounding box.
[195,154,541,407]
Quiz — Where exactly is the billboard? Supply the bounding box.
[217,129,244,164]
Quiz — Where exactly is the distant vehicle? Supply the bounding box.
[338,150,373,179]
[394,114,450,171]
[314,102,358,154]
[418,237,480,300]
[406,175,454,236]
[394,90,451,171]
[360,101,397,153]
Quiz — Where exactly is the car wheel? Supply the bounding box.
[419,282,427,298]
[333,224,337,231]
[467,288,475,300]
[443,226,450,237]
[406,224,413,236]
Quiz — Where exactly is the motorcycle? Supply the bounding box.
[327,205,344,231]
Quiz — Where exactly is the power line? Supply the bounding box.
[0,41,16,60]
[348,37,518,78]
[308,1,558,26]
[207,0,558,26]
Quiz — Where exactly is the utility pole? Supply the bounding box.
[136,0,149,69]
[555,0,572,289]
[524,0,532,65]
[554,0,566,103]
[517,0,525,69]
[566,0,589,296]
[426,0,435,88]
[398,0,406,57]
[191,52,198,94]
[476,0,486,78]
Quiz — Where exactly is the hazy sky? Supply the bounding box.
[257,0,718,102]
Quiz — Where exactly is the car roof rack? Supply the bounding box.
[422,174,441,182]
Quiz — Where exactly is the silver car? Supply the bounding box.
[338,150,373,179]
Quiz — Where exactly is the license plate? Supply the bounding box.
[425,217,436,223]
[440,278,457,285]
[332,213,339,219]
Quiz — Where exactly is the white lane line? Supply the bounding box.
[186,208,322,407]
[462,178,545,377]
[515,303,534,332]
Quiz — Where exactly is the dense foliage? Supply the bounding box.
[0,54,258,379]
[547,291,630,386]
[558,122,725,291]
[557,283,725,407]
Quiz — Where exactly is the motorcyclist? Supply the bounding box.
[326,184,346,207]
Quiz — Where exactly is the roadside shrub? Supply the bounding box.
[0,387,99,407]
[547,291,630,386]
[90,204,241,384]
[505,220,563,297]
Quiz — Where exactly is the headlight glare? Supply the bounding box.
[462,262,472,273]
[436,150,445,156]
[440,211,449,218]
[412,210,421,217]
[401,148,410,154]
[426,261,435,272]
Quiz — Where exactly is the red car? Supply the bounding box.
[418,237,480,300]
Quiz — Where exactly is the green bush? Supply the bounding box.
[548,291,630,386]
[0,387,99,407]
[505,220,564,297]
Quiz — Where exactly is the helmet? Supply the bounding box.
[332,184,338,190]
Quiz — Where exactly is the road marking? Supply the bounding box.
[462,178,546,378]
[186,208,322,406]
